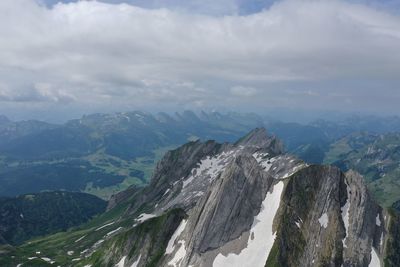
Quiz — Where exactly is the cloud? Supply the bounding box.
[230,86,258,97]
[40,0,275,16]
[0,82,75,103]
[0,0,400,118]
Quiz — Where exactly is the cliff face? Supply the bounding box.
[57,128,400,267]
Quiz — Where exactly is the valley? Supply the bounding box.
[2,0,399,266]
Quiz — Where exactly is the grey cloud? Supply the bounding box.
[230,86,258,97]
[0,83,76,104]
[0,0,400,117]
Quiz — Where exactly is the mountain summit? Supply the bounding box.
[236,127,284,154]
[4,128,400,267]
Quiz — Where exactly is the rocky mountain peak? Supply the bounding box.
[16,128,399,267]
[236,127,283,155]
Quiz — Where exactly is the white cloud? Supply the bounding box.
[0,0,399,117]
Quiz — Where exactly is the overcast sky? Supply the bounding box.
[0,0,400,121]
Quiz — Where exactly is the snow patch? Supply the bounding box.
[123,115,130,122]
[213,181,285,267]
[136,213,157,223]
[260,160,274,171]
[192,191,204,198]
[318,213,329,228]
[95,221,115,231]
[41,257,55,264]
[281,164,307,179]
[75,235,86,243]
[182,175,195,189]
[167,239,187,267]
[182,151,235,189]
[376,214,381,226]
[116,256,127,267]
[131,255,141,267]
[67,251,74,256]
[165,220,188,255]
[95,239,104,245]
[106,227,123,237]
[163,188,171,197]
[93,239,105,247]
[341,182,351,248]
[369,248,381,267]
[253,153,277,172]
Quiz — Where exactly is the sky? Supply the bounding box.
[0,0,400,122]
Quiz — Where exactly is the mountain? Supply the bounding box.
[0,111,264,199]
[2,128,398,267]
[324,132,400,207]
[266,121,330,164]
[268,115,400,165]
[393,200,400,212]
[311,115,400,140]
[0,118,58,146]
[1,111,400,205]
[0,191,106,245]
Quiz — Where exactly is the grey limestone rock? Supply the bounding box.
[98,128,399,267]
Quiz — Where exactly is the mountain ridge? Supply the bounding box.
[2,128,396,266]
[91,128,399,267]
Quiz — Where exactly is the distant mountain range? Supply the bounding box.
[1,129,398,267]
[0,111,263,199]
[1,111,400,208]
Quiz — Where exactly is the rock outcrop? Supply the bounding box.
[68,128,400,267]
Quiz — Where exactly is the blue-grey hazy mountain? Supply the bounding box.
[269,115,400,165]
[0,111,264,199]
[2,111,400,202]
[0,117,58,146]
[266,121,330,164]
[311,115,400,140]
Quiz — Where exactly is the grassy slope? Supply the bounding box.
[83,145,177,199]
[0,145,176,201]
[0,199,132,267]
[323,134,400,207]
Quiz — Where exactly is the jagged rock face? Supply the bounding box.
[187,155,274,253]
[342,171,383,267]
[235,127,284,155]
[107,185,141,211]
[85,128,399,267]
[122,139,224,214]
